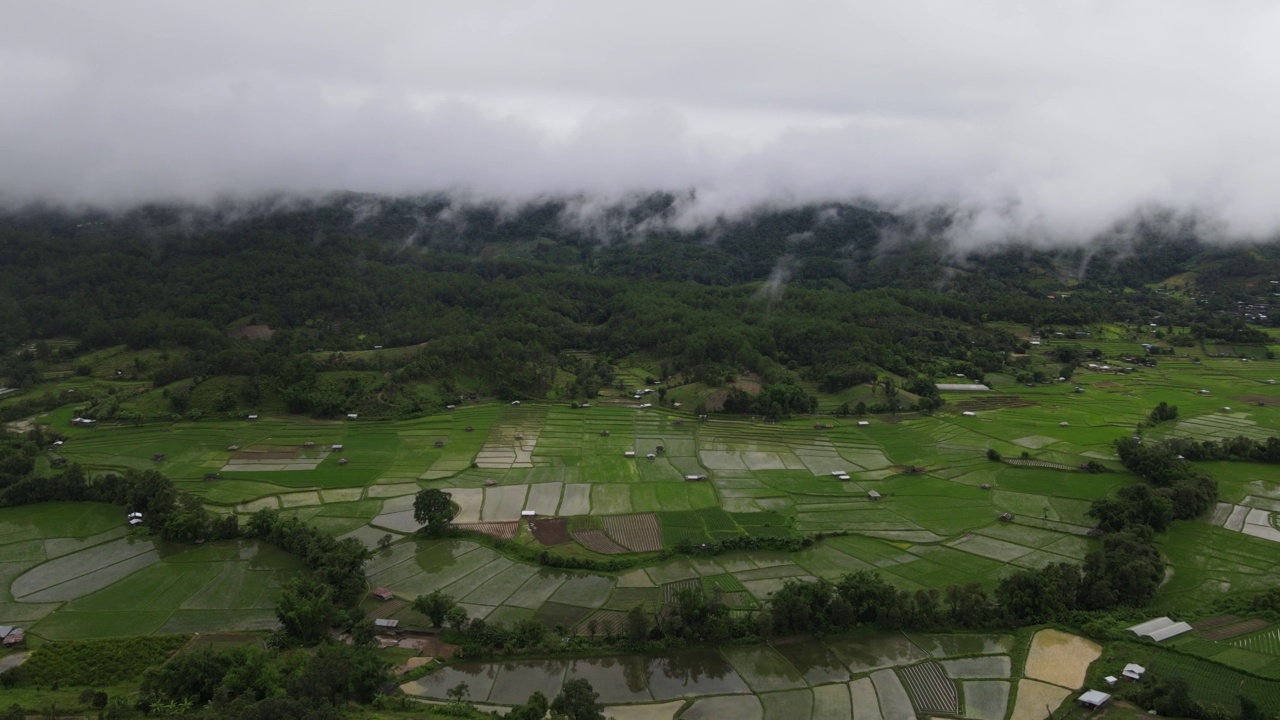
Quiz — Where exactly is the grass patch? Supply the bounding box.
[16,635,187,686]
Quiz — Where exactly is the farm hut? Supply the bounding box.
[153,452,166,461]
[521,510,536,518]
[446,404,456,409]
[52,440,63,446]
[961,411,977,417]
[999,512,1014,521]
[1104,676,1118,686]
[671,402,680,408]
[624,451,636,458]
[515,433,524,440]
[1268,379,1277,385]
[204,473,221,481]
[1078,690,1110,709]
[434,440,445,448]
[867,490,881,501]
[227,444,239,451]
[836,474,851,481]
[1073,387,1084,394]
[857,421,870,426]
[371,588,394,601]
[347,414,358,420]
[980,483,992,490]
[831,471,845,477]
[1122,663,1145,681]
[332,444,344,451]
[698,414,708,421]
[374,619,399,628]
[1197,389,1210,395]
[1221,406,1232,412]
[511,400,521,405]
[639,403,652,408]
[247,414,258,420]
[581,402,591,408]
[337,458,349,465]
[600,429,610,436]
[1059,422,1069,427]
[1,628,24,647]
[484,479,498,486]
[646,452,656,460]
[465,426,474,432]
[303,441,314,448]
[685,475,707,481]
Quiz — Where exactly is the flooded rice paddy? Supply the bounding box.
[402,631,1045,718]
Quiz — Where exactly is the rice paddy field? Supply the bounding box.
[9,339,1280,649]
[400,630,1035,718]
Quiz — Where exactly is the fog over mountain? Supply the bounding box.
[3,1,1279,244]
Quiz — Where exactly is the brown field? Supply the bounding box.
[455,521,518,540]
[1202,618,1269,641]
[227,324,275,340]
[573,529,628,554]
[1236,394,1280,407]
[602,513,663,552]
[1191,614,1241,631]
[529,517,572,546]
[233,450,298,460]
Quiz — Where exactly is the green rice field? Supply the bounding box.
[8,342,1280,639]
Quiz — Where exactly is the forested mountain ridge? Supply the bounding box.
[1,194,1277,419]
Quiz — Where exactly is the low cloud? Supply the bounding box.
[2,2,1279,244]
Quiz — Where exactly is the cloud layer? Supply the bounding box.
[3,1,1279,242]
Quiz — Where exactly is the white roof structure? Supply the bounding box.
[857,421,870,426]
[511,400,520,405]
[127,511,143,519]
[347,413,358,419]
[961,411,977,417]
[332,444,343,450]
[624,451,635,457]
[1128,617,1192,642]
[937,383,991,391]
[1078,690,1111,707]
[868,490,881,499]
[521,510,536,517]
[1122,663,1145,680]
[1104,676,1118,686]
[374,618,399,628]
[247,414,258,419]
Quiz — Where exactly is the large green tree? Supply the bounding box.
[413,488,455,536]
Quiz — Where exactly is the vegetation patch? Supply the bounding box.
[17,635,187,686]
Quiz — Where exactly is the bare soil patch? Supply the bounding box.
[1236,394,1280,407]
[954,396,1035,411]
[1202,618,1269,641]
[529,517,572,546]
[455,521,518,541]
[573,529,628,554]
[1191,614,1241,631]
[1008,679,1070,720]
[396,633,459,658]
[1023,629,1101,689]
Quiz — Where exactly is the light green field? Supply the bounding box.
[24,347,1280,633]
[0,503,300,638]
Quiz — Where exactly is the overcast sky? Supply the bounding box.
[3,1,1279,241]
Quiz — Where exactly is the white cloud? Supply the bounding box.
[2,1,1279,242]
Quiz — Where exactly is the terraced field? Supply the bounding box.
[402,631,1023,717]
[10,344,1280,638]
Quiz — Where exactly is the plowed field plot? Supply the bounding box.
[1203,619,1269,641]
[572,529,627,554]
[1192,614,1241,630]
[602,513,662,552]
[535,601,591,630]
[368,598,408,619]
[663,578,701,604]
[579,609,629,636]
[529,517,572,545]
[455,521,518,540]
[899,661,959,714]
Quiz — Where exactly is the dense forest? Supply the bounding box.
[1,194,1278,417]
